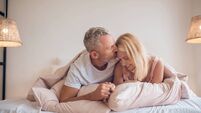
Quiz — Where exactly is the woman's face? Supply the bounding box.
[117,46,132,66]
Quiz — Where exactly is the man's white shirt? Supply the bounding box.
[64,51,118,89]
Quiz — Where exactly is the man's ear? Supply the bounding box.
[90,50,99,59]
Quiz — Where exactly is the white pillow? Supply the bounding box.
[27,78,48,101]
[32,87,58,110]
[108,77,182,111]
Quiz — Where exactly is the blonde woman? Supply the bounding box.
[114,33,171,85]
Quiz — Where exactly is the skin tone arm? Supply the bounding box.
[59,82,115,102]
[150,59,164,83]
[150,56,177,82]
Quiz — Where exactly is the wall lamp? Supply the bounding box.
[186,15,201,43]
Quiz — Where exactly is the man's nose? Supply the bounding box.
[112,45,117,52]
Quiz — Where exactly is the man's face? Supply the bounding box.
[96,35,117,63]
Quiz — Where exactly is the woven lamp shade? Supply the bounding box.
[0,18,22,47]
[186,15,201,44]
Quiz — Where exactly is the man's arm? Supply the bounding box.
[59,82,115,102]
[59,85,79,102]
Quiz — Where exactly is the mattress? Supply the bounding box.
[0,97,201,113]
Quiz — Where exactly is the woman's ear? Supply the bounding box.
[90,50,99,59]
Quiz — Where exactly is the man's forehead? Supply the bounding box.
[99,35,115,43]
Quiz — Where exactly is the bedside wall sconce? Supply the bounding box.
[186,15,201,43]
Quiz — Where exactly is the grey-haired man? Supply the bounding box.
[60,27,117,102]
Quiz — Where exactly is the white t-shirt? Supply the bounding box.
[64,51,117,89]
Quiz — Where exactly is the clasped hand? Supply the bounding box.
[91,82,115,101]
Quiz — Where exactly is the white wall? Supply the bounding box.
[6,0,198,99]
[192,0,201,96]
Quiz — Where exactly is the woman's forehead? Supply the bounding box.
[117,46,126,51]
[117,49,127,56]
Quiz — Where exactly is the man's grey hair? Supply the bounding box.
[83,27,109,52]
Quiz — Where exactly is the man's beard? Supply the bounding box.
[101,55,115,63]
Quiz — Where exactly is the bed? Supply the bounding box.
[1,52,200,113]
[0,96,201,113]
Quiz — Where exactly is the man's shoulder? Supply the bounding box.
[72,50,89,68]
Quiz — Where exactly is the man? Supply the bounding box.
[60,27,118,102]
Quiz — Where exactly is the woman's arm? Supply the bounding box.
[113,62,124,85]
[150,59,164,83]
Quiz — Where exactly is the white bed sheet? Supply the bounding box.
[111,97,201,113]
[0,99,53,113]
[0,97,201,113]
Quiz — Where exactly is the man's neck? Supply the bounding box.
[90,57,108,71]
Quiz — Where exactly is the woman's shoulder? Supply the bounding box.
[147,55,162,62]
[147,55,164,70]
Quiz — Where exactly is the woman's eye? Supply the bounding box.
[123,57,129,60]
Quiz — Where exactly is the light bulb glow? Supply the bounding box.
[2,28,8,33]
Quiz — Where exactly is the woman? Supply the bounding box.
[114,33,167,85]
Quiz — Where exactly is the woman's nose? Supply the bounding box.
[120,59,126,66]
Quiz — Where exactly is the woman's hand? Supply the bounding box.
[125,64,135,73]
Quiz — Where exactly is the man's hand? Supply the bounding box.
[90,82,115,101]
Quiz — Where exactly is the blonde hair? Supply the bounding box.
[116,33,149,81]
